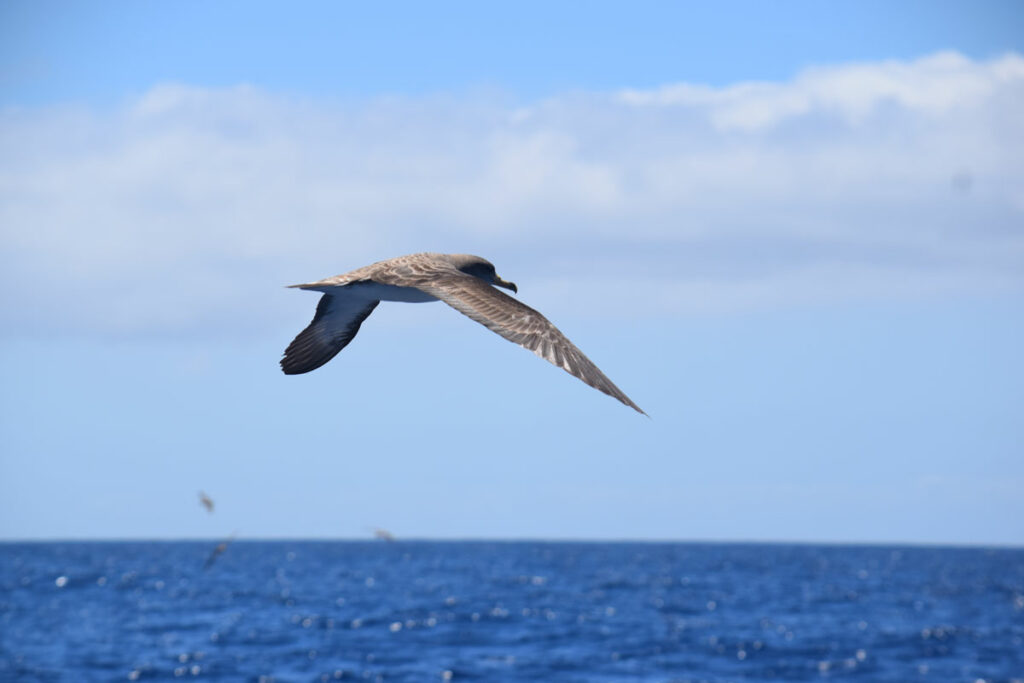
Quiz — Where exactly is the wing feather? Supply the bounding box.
[416,274,645,414]
[280,294,379,375]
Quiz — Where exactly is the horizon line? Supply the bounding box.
[2,536,1020,550]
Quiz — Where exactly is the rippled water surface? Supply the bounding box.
[2,541,1022,681]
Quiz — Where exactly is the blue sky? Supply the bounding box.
[4,0,1022,102]
[1,1,1022,544]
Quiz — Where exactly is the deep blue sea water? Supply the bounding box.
[1,541,1022,682]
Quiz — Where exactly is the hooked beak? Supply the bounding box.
[494,275,518,294]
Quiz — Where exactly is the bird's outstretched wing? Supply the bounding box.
[412,272,645,414]
[280,294,379,375]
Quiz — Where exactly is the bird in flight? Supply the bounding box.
[281,253,644,414]
[203,532,236,570]
[198,491,214,514]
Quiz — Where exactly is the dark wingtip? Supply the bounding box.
[280,362,302,375]
[624,398,648,417]
[280,355,319,375]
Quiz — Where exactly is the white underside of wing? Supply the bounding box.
[306,282,439,304]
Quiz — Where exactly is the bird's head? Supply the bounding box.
[450,254,518,293]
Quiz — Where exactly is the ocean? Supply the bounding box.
[1,541,1022,682]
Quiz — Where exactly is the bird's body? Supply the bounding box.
[281,253,643,414]
[203,534,235,570]
[371,527,397,542]
[302,280,439,304]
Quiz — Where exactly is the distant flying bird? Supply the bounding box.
[203,532,236,570]
[369,527,396,542]
[281,253,643,413]
[198,491,214,514]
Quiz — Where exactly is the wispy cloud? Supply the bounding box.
[1,52,1022,337]
[619,51,1024,128]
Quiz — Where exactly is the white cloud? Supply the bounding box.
[1,52,1022,337]
[619,51,1024,129]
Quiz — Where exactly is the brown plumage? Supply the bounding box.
[281,253,644,414]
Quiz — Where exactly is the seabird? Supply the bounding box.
[203,532,236,570]
[198,491,214,514]
[281,253,644,414]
